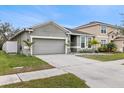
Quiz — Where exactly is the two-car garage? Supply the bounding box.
[31,36,67,55]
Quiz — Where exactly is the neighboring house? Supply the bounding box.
[74,21,124,52]
[9,21,93,55]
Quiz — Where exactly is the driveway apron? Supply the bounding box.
[36,54,124,88]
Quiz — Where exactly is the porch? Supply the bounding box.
[69,34,92,53]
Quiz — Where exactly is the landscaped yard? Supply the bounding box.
[0,51,53,75]
[0,73,89,88]
[80,53,124,61]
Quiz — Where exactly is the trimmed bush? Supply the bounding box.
[107,42,117,52]
[98,45,108,52]
[79,49,94,53]
[98,42,117,52]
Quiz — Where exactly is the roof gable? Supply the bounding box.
[74,21,124,30]
[32,21,71,33]
[9,21,71,40]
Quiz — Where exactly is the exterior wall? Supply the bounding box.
[113,40,124,52]
[12,32,31,55]
[108,29,121,42]
[77,24,120,37]
[31,24,66,38]
[77,24,121,48]
[2,41,17,53]
[77,25,101,36]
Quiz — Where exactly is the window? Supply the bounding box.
[101,25,107,33]
[81,37,85,48]
[88,38,91,48]
[101,40,106,46]
[112,35,114,39]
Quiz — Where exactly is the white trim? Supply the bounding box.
[30,36,66,40]
[30,37,33,55]
[65,38,68,54]
[67,33,94,36]
[80,36,83,48]
[70,46,81,48]
[96,36,109,38]
[30,35,67,55]
[85,36,87,48]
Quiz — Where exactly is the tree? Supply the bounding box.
[23,39,34,56]
[0,20,20,50]
[89,38,99,52]
[0,22,13,41]
[0,21,14,50]
[107,42,117,52]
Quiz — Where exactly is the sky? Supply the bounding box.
[0,5,124,28]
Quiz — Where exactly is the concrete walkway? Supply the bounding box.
[0,68,67,86]
[36,54,124,88]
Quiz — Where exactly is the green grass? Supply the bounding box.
[0,51,53,75]
[0,73,89,88]
[80,53,124,61]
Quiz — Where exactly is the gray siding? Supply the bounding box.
[12,32,30,55]
[31,24,66,38]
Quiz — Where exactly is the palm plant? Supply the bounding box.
[89,38,99,52]
[23,39,34,56]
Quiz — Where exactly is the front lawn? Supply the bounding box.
[80,53,124,61]
[0,73,89,88]
[0,51,53,75]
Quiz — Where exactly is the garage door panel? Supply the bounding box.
[32,38,65,55]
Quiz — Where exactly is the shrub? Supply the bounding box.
[111,47,117,52]
[79,49,94,53]
[98,45,108,52]
[107,42,117,52]
[98,42,117,52]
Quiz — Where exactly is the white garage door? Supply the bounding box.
[32,38,65,55]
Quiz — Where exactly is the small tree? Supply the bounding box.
[23,39,34,56]
[89,38,99,52]
[0,20,20,50]
[107,42,117,52]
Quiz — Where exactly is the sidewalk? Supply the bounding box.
[0,68,68,86]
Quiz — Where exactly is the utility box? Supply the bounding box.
[2,41,17,54]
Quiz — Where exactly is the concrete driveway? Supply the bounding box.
[36,54,124,88]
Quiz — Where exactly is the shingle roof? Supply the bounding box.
[64,27,93,35]
[9,28,33,40]
[114,37,124,41]
[74,21,124,30]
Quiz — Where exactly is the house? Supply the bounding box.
[74,21,124,52]
[9,21,94,55]
[9,21,124,55]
